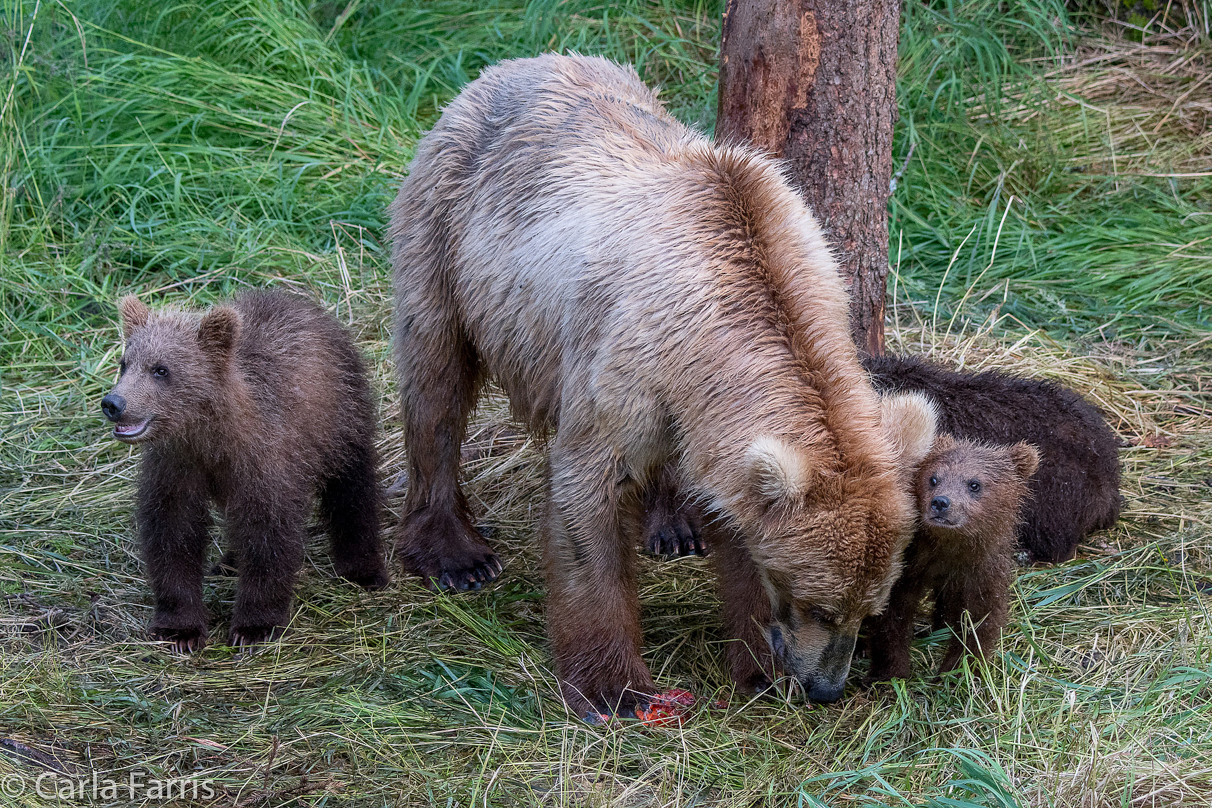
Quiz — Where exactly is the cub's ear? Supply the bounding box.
[197,305,241,364]
[1009,441,1041,480]
[119,295,150,338]
[879,391,938,472]
[745,436,810,501]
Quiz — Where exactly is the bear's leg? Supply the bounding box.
[393,309,499,591]
[543,435,655,719]
[137,455,212,653]
[226,491,305,647]
[642,463,706,558]
[936,567,1011,673]
[319,442,390,590]
[865,575,927,682]
[708,518,776,693]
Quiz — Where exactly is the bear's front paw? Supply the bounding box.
[862,664,910,686]
[397,508,502,592]
[577,687,654,723]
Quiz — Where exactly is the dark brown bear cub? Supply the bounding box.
[865,435,1040,680]
[102,290,388,652]
[863,355,1122,563]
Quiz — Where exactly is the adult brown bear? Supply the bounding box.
[388,54,935,717]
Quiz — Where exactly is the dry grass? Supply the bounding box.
[2,0,1211,805]
[2,269,1210,805]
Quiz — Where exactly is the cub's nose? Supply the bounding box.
[101,394,126,422]
[930,496,950,515]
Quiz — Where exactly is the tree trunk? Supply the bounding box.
[716,0,901,356]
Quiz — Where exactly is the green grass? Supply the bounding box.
[2,0,1211,805]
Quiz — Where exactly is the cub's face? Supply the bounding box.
[100,296,239,445]
[917,435,1041,536]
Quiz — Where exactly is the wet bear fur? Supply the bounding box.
[863,354,1122,563]
[388,53,937,717]
[102,290,388,651]
[865,435,1040,680]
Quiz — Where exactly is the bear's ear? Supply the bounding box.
[119,295,150,338]
[879,391,938,473]
[1009,441,1040,480]
[197,305,241,364]
[745,436,810,501]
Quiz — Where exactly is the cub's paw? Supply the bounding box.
[642,501,705,558]
[736,671,774,695]
[397,509,502,592]
[151,625,208,655]
[578,688,653,723]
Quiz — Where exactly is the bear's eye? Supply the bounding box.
[152,365,170,379]
[968,480,981,493]
[809,607,841,627]
[118,358,127,375]
[929,475,938,487]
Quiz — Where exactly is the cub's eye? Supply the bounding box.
[968,480,981,493]
[929,476,939,487]
[152,365,169,379]
[118,359,127,374]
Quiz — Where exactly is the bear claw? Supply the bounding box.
[643,507,705,558]
[229,625,284,651]
[432,556,502,592]
[152,627,207,655]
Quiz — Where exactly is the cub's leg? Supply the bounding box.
[865,573,929,682]
[319,441,389,590]
[543,432,655,719]
[708,518,776,692]
[226,485,306,647]
[642,464,706,558]
[393,289,498,591]
[138,453,212,653]
[935,567,1011,673]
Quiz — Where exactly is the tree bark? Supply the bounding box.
[716,0,901,356]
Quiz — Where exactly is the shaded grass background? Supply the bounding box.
[1,0,1210,805]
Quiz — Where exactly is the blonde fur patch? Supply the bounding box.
[879,391,938,473]
[745,436,811,501]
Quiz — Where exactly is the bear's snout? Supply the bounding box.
[929,496,950,515]
[101,394,126,422]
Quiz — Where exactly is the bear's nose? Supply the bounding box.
[930,496,950,514]
[101,394,126,422]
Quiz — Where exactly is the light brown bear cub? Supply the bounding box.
[102,290,388,652]
[865,434,1040,680]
